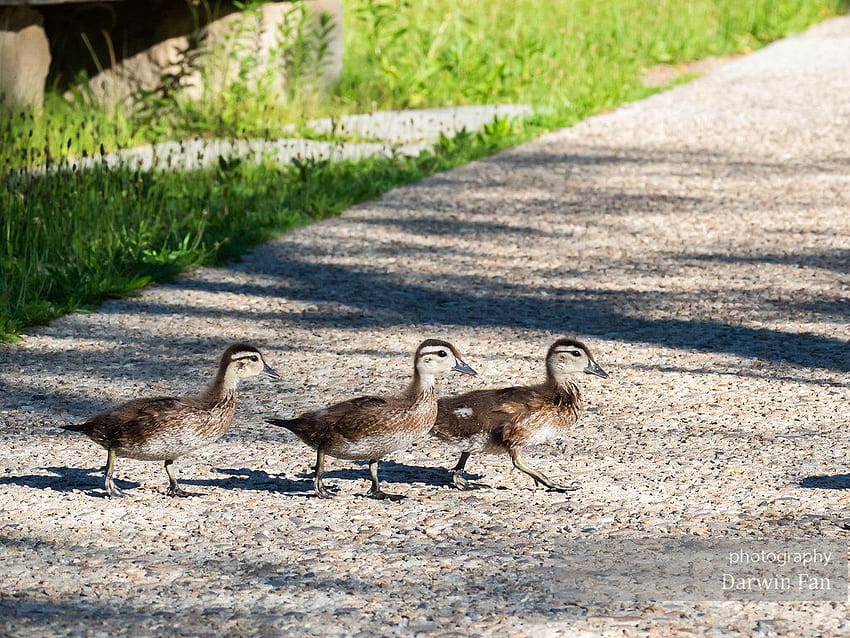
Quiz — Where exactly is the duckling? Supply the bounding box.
[62,343,279,498]
[267,339,476,500]
[432,338,607,492]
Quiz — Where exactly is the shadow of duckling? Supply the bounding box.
[178,467,313,495]
[798,474,850,490]
[0,466,139,497]
[295,459,477,490]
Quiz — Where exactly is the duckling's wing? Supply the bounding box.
[436,390,487,437]
[273,395,389,447]
[84,396,196,447]
[493,384,578,444]
[489,386,549,421]
[345,396,387,409]
[325,397,424,447]
[320,395,395,440]
[437,386,546,435]
[296,395,386,419]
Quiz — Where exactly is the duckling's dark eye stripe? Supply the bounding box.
[232,353,259,361]
[553,347,583,356]
[419,347,451,358]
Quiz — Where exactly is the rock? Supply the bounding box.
[0,6,50,111]
[3,0,343,111]
[82,0,343,106]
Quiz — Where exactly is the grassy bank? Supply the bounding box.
[0,0,844,340]
[341,0,840,115]
[0,125,520,339]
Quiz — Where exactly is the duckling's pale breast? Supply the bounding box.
[509,403,578,450]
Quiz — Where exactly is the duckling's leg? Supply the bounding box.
[450,451,475,490]
[366,459,404,501]
[104,447,125,498]
[509,449,580,492]
[164,460,203,497]
[314,449,335,498]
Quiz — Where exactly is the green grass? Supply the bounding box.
[0,0,845,340]
[341,0,833,114]
[0,123,521,339]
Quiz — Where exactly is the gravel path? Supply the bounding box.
[2,17,850,637]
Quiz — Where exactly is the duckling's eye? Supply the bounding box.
[569,351,581,357]
[437,350,448,358]
[250,355,259,362]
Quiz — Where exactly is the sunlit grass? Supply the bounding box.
[0,122,522,339]
[339,0,842,118]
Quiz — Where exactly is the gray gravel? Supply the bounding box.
[2,17,850,637]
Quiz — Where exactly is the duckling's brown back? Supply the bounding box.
[274,393,437,460]
[78,395,236,460]
[434,382,580,444]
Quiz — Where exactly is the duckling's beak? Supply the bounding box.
[263,363,281,379]
[585,359,608,378]
[453,358,477,376]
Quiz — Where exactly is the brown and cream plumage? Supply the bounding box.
[63,343,279,498]
[432,338,607,492]
[267,339,476,500]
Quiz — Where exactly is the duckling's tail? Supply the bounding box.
[265,417,299,432]
[61,422,87,433]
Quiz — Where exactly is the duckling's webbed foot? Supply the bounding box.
[105,479,126,498]
[546,480,582,493]
[164,460,204,497]
[366,486,405,501]
[452,471,474,490]
[451,472,487,491]
[510,451,579,493]
[449,451,483,490]
[314,478,336,499]
[366,459,405,501]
